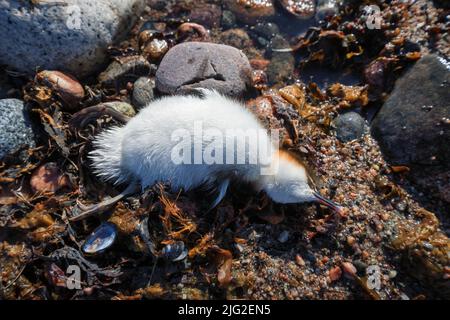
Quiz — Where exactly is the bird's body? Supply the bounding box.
[87,89,342,214]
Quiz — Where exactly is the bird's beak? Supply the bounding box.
[313,192,344,215]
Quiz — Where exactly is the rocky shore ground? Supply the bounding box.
[0,0,448,300]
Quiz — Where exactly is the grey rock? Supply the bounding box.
[156,42,252,97]
[0,99,36,159]
[0,0,146,79]
[251,22,280,40]
[371,54,450,166]
[221,10,236,30]
[353,260,368,272]
[333,111,365,142]
[267,35,295,84]
[132,77,155,109]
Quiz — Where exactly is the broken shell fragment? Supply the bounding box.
[103,101,136,118]
[143,38,169,61]
[36,70,84,110]
[98,55,153,88]
[161,241,188,262]
[82,222,117,254]
[279,0,316,19]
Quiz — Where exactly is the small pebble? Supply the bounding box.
[0,99,37,159]
[278,231,289,243]
[221,10,236,29]
[329,266,342,282]
[388,270,397,279]
[341,262,357,277]
[295,254,306,266]
[422,242,434,251]
[353,260,368,272]
[347,236,356,246]
[132,77,155,110]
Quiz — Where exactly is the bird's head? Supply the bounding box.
[261,150,343,214]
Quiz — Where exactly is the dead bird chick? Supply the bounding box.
[72,89,342,221]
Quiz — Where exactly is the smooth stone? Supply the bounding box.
[333,111,366,142]
[371,54,450,166]
[0,99,36,159]
[267,35,295,84]
[0,0,146,78]
[156,42,252,97]
[251,22,280,40]
[132,77,155,110]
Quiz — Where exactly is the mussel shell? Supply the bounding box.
[161,241,188,262]
[82,222,117,254]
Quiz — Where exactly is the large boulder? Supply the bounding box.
[0,0,146,78]
[156,42,252,97]
[371,54,450,166]
[0,99,37,159]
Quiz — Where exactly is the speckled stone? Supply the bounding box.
[0,0,146,78]
[0,99,36,159]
